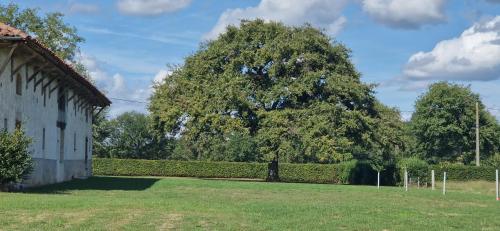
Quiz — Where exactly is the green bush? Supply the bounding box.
[484,153,500,168]
[0,130,33,185]
[397,157,430,184]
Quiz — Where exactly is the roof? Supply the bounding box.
[0,22,111,107]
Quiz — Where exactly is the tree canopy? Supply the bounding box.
[150,20,402,164]
[410,82,500,164]
[93,112,174,160]
[0,3,84,62]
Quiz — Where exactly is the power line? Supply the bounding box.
[109,97,148,104]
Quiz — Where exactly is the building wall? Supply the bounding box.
[0,46,94,186]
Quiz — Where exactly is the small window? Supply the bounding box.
[15,120,21,130]
[42,128,46,150]
[16,73,22,95]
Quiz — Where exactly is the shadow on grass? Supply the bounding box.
[24,176,160,194]
[200,178,265,183]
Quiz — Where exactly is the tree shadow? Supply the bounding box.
[23,176,160,194]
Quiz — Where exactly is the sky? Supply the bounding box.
[13,0,500,120]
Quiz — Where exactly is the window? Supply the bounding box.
[15,120,21,130]
[16,73,22,95]
[42,128,45,151]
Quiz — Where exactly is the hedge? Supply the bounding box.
[93,158,498,185]
[93,158,386,184]
[432,165,497,181]
[93,158,267,179]
[398,163,498,182]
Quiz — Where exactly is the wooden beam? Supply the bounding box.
[42,77,57,96]
[11,54,37,77]
[27,63,49,84]
[78,100,87,110]
[67,92,76,103]
[74,96,83,109]
[49,81,60,95]
[33,73,45,92]
[94,107,105,118]
[0,43,18,78]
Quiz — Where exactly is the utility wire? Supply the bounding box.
[107,97,500,112]
[109,97,148,104]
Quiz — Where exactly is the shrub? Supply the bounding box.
[397,157,430,184]
[0,130,33,185]
[484,153,500,168]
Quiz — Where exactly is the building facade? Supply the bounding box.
[0,23,110,186]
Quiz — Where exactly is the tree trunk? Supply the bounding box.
[266,158,280,182]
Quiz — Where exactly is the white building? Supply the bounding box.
[0,23,110,186]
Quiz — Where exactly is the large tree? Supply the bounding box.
[150,20,400,163]
[410,82,500,164]
[0,3,84,61]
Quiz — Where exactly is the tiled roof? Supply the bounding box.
[0,22,110,107]
[0,22,29,38]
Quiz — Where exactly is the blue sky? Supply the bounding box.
[14,0,500,119]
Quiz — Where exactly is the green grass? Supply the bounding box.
[0,177,499,230]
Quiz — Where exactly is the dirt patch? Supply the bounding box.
[158,213,183,230]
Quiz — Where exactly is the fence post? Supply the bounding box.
[417,177,420,188]
[405,169,408,192]
[377,171,380,189]
[496,169,498,201]
[443,172,446,195]
[431,170,435,190]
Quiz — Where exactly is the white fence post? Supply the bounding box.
[443,172,447,195]
[417,177,420,188]
[377,171,380,189]
[431,170,435,190]
[405,170,408,191]
[496,169,498,201]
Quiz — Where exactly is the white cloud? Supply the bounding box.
[68,3,99,14]
[402,16,500,81]
[78,53,166,117]
[153,69,171,83]
[204,0,349,40]
[117,0,191,16]
[361,0,446,29]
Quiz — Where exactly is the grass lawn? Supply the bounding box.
[0,177,499,230]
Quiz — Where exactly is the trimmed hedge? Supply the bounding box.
[93,158,498,185]
[93,158,267,179]
[397,162,498,182]
[93,158,383,184]
[432,165,497,181]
